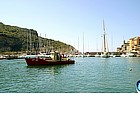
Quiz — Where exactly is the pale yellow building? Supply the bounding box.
[129,37,140,53]
[118,36,140,54]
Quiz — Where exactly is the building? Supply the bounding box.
[118,36,140,54]
[129,37,140,53]
[117,40,129,53]
[122,40,129,53]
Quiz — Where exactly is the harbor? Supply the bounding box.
[0,50,140,60]
[0,57,140,93]
[1,1,140,140]
[0,10,140,93]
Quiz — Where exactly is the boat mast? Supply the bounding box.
[103,20,106,53]
[111,35,113,52]
[83,32,84,55]
[96,38,98,54]
[27,31,28,53]
[29,30,32,54]
[78,36,79,52]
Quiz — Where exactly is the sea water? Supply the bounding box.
[0,57,140,93]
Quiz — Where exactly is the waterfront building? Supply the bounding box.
[121,40,129,53]
[129,37,140,53]
[117,47,121,53]
[117,40,129,53]
[117,36,140,54]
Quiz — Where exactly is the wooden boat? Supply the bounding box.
[25,51,75,66]
[25,30,75,66]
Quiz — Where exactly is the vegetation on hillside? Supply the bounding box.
[0,22,76,53]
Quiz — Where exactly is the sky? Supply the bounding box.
[1,0,140,52]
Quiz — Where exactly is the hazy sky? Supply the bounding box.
[1,0,140,52]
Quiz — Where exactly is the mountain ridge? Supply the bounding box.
[0,22,76,53]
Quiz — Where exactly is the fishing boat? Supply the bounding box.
[100,20,110,58]
[25,30,75,66]
[136,80,140,93]
[25,51,75,66]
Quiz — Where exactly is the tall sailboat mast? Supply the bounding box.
[83,32,84,55]
[78,36,79,51]
[103,20,106,53]
[101,20,109,58]
[29,30,32,54]
[96,38,98,52]
[27,31,28,52]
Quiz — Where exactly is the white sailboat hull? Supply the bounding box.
[100,52,109,58]
[126,53,135,57]
[95,54,100,57]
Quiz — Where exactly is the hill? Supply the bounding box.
[0,22,76,54]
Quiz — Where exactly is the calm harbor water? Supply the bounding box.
[0,57,140,93]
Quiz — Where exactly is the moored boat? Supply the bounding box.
[121,53,127,57]
[100,20,110,58]
[126,52,135,57]
[100,52,109,58]
[95,53,100,57]
[25,51,75,66]
[95,38,100,57]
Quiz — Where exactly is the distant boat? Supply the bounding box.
[101,52,109,58]
[109,53,114,57]
[121,53,127,57]
[18,54,26,59]
[95,53,100,57]
[126,52,135,57]
[25,51,75,66]
[0,55,6,60]
[82,32,85,57]
[100,20,110,58]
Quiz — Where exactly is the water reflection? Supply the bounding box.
[26,64,70,76]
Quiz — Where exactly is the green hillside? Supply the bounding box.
[0,22,76,54]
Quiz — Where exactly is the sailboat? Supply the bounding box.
[100,20,110,58]
[82,32,85,57]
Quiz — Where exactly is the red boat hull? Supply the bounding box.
[25,57,75,66]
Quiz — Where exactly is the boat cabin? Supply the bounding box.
[50,51,61,61]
